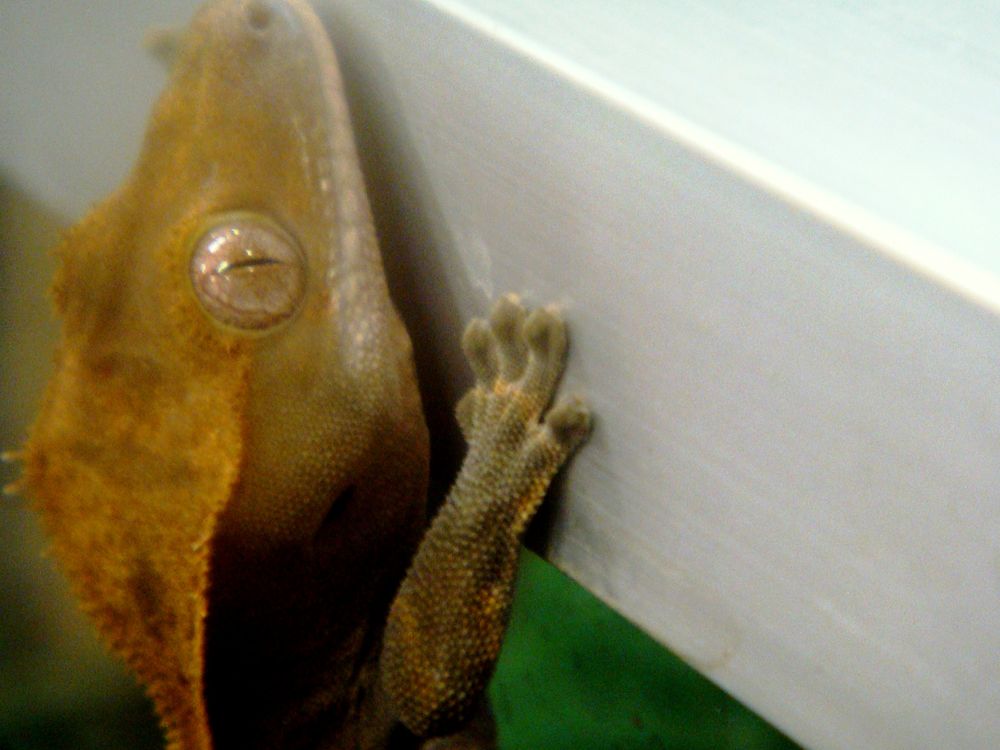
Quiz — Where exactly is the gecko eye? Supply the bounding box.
[189,213,306,331]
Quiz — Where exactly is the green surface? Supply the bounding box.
[492,552,801,750]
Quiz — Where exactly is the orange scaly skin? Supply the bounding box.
[16,1,589,748]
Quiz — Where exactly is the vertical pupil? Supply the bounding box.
[190,214,306,331]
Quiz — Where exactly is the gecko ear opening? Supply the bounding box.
[189,212,307,332]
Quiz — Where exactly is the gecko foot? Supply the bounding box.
[456,294,590,491]
[382,294,591,737]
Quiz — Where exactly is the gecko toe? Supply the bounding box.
[489,294,529,382]
[524,305,565,357]
[461,317,497,387]
[545,395,591,449]
[516,395,591,483]
[520,306,567,403]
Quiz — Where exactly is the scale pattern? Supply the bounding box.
[382,295,591,737]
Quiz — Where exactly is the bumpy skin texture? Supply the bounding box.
[382,297,590,737]
[16,1,588,749]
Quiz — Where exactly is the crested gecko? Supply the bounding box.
[12,0,589,748]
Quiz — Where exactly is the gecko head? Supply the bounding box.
[136,0,431,556]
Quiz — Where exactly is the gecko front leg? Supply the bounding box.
[380,294,591,742]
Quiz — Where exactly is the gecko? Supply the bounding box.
[10,0,589,748]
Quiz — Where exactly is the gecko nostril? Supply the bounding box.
[244,0,273,31]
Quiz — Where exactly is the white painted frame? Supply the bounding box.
[3,3,998,749]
